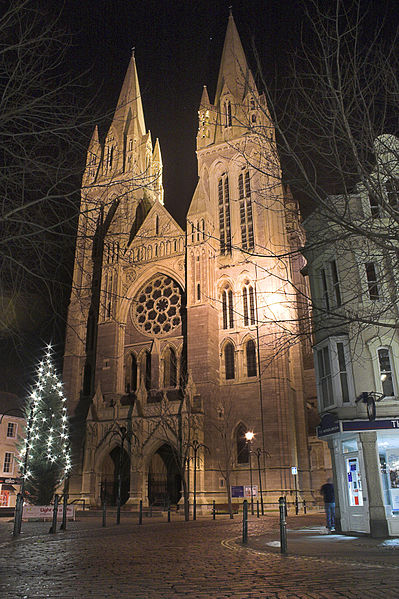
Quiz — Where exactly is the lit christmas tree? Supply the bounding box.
[19,344,71,505]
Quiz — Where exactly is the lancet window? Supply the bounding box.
[239,170,254,250]
[218,174,231,254]
[224,342,235,380]
[163,347,177,388]
[246,339,257,377]
[222,285,234,329]
[242,283,255,326]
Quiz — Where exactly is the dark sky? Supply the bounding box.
[53,0,304,226]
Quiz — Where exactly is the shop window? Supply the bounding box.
[378,348,395,397]
[3,452,13,473]
[6,422,16,438]
[224,342,235,380]
[246,340,257,377]
[365,262,380,300]
[236,423,249,464]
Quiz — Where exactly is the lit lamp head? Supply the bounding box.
[245,431,255,443]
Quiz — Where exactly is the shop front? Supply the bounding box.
[319,415,399,537]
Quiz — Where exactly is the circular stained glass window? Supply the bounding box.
[133,275,182,336]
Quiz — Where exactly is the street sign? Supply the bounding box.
[291,466,297,475]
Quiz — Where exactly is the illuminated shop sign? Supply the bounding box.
[343,420,399,431]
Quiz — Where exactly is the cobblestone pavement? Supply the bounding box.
[0,513,398,598]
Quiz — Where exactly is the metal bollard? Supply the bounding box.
[279,496,287,554]
[212,500,215,520]
[303,499,307,514]
[139,500,143,525]
[13,493,23,537]
[167,503,171,523]
[295,496,299,515]
[60,492,68,530]
[50,494,59,534]
[242,500,248,544]
[256,500,259,518]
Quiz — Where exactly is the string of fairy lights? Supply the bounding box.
[18,344,71,482]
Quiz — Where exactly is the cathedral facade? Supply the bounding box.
[63,14,327,510]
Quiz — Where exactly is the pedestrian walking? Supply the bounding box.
[320,478,335,533]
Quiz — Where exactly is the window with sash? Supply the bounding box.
[314,336,354,410]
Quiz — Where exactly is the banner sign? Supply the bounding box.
[23,505,75,520]
[231,485,244,498]
[342,420,399,432]
[317,413,340,437]
[244,485,258,498]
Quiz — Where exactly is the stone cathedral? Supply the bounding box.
[63,14,328,510]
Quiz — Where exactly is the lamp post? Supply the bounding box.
[245,431,255,515]
[187,439,208,520]
[253,447,270,516]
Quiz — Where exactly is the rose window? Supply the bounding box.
[133,275,182,336]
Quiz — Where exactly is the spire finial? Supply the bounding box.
[131,46,135,58]
[228,5,233,17]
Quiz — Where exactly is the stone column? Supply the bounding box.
[359,432,388,537]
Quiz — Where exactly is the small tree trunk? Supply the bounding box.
[226,473,233,519]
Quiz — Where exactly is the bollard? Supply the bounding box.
[60,492,68,530]
[50,495,59,534]
[13,493,23,537]
[212,500,216,520]
[242,500,248,544]
[102,499,107,527]
[303,499,307,514]
[279,496,287,554]
[167,503,171,523]
[295,496,299,515]
[149,504,152,518]
[256,500,259,518]
[139,500,143,525]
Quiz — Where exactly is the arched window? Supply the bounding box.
[224,342,235,380]
[236,423,249,464]
[238,170,254,249]
[222,286,234,329]
[218,174,231,254]
[163,347,177,388]
[224,100,232,127]
[155,215,159,235]
[144,351,152,391]
[242,283,255,326]
[246,340,257,377]
[125,353,138,393]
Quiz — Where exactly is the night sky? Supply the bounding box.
[1,0,397,395]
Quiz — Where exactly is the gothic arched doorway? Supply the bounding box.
[148,444,182,507]
[100,446,130,506]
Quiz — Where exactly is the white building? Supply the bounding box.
[303,134,399,536]
[0,392,25,508]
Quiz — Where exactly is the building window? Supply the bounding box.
[6,422,16,438]
[163,347,177,388]
[317,346,333,410]
[369,192,381,217]
[246,340,257,377]
[386,178,399,209]
[128,354,137,393]
[218,174,231,254]
[224,100,232,127]
[144,351,152,391]
[197,283,201,301]
[155,215,159,235]
[3,452,13,473]
[378,348,395,397]
[242,284,255,326]
[224,342,235,380]
[239,171,254,250]
[319,267,330,311]
[314,336,354,410]
[330,260,342,307]
[236,423,249,464]
[222,286,234,329]
[365,262,380,300]
[337,343,349,403]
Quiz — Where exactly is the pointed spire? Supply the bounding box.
[113,53,146,138]
[215,12,256,105]
[199,85,210,109]
[153,137,162,167]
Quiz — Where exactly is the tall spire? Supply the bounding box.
[112,52,146,138]
[214,12,256,105]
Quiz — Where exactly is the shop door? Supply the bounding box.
[344,452,370,533]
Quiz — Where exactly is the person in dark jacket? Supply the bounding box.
[320,478,335,532]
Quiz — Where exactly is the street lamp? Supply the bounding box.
[187,439,209,520]
[245,431,255,515]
